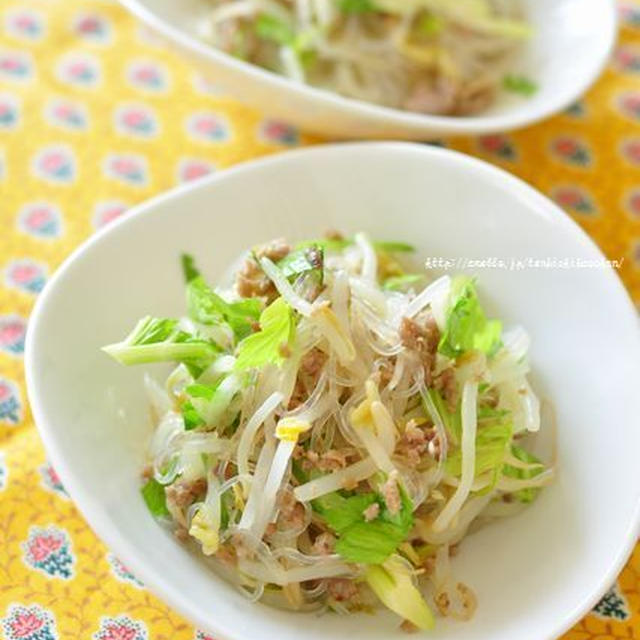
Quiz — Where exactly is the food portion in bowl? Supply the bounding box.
[197,0,535,115]
[103,232,552,630]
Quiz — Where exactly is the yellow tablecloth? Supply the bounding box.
[0,1,638,638]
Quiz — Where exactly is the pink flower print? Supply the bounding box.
[10,611,45,638]
[54,103,72,119]
[196,119,214,134]
[27,208,49,226]
[551,136,591,166]
[104,154,148,186]
[0,316,27,355]
[618,92,640,120]
[0,377,21,425]
[124,111,145,128]
[117,158,134,173]
[136,68,154,82]
[127,61,168,92]
[552,186,595,214]
[15,16,34,30]
[260,120,298,145]
[76,16,100,34]
[43,152,64,171]
[57,54,99,87]
[619,2,640,28]
[116,106,157,137]
[184,164,209,180]
[5,259,48,294]
[187,113,229,142]
[2,604,58,640]
[23,526,74,579]
[93,616,147,640]
[28,535,62,563]
[1,59,19,72]
[614,45,640,72]
[69,62,87,78]
[101,623,137,640]
[39,462,68,498]
[0,52,31,80]
[177,159,214,183]
[6,9,43,40]
[107,553,144,587]
[92,201,128,229]
[482,135,503,152]
[478,134,516,160]
[0,94,19,128]
[18,202,63,237]
[99,207,123,225]
[625,189,640,218]
[13,264,37,283]
[33,146,75,183]
[621,138,640,165]
[46,99,87,130]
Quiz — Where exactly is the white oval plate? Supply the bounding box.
[26,143,640,640]
[119,0,617,139]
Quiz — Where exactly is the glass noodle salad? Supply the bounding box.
[198,0,537,115]
[103,233,553,631]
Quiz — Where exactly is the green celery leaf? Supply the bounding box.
[374,241,415,253]
[314,493,377,532]
[383,273,425,291]
[335,522,405,564]
[126,317,179,345]
[503,74,538,96]
[445,421,512,478]
[417,13,443,35]
[477,406,510,421]
[503,445,545,503]
[141,478,169,517]
[185,382,220,401]
[291,459,310,485]
[234,297,295,371]
[187,275,261,341]
[438,277,502,359]
[338,0,376,12]
[277,245,324,282]
[426,389,461,444]
[182,401,205,431]
[102,316,219,367]
[181,253,200,283]
[365,560,434,630]
[255,14,295,45]
[294,237,414,256]
[296,237,352,252]
[220,494,230,529]
[315,485,414,565]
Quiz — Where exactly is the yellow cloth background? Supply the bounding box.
[0,1,639,638]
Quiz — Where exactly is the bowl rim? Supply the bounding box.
[25,142,640,640]
[118,0,618,135]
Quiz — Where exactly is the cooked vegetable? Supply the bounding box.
[198,0,532,116]
[104,234,552,629]
[503,74,538,96]
[366,557,435,631]
[102,317,219,367]
[234,297,295,370]
[438,276,502,358]
[141,478,169,517]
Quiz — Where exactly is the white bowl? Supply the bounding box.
[119,0,617,139]
[26,143,640,640]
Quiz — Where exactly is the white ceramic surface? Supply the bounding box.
[26,143,640,640]
[119,0,617,139]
